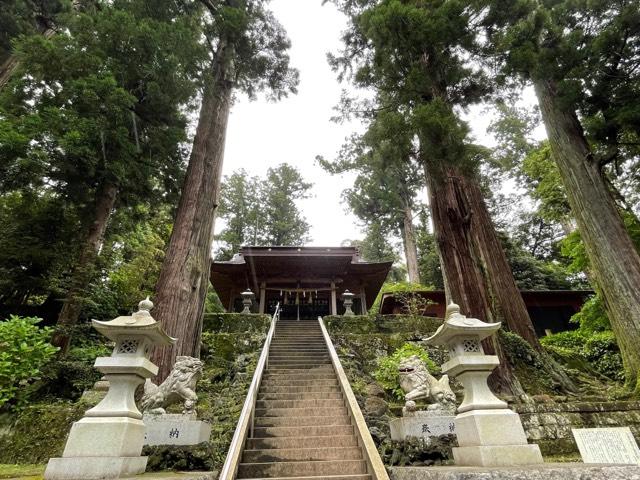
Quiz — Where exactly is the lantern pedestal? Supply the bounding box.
[426,303,543,467]
[45,299,175,480]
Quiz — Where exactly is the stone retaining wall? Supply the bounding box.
[515,401,640,454]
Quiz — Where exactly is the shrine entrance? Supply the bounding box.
[210,246,391,316]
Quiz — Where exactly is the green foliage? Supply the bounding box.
[0,316,58,410]
[571,295,610,333]
[217,164,312,257]
[0,400,86,464]
[369,281,429,315]
[374,343,437,400]
[541,330,624,382]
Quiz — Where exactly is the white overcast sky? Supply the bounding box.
[221,0,361,247]
[219,0,539,249]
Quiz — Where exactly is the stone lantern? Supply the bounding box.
[425,302,542,467]
[341,289,355,316]
[241,289,255,314]
[45,298,175,480]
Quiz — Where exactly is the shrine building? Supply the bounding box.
[210,246,392,320]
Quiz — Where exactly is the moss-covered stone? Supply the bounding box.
[0,401,87,464]
[325,314,442,335]
[202,313,270,333]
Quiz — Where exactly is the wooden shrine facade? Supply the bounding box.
[210,246,392,319]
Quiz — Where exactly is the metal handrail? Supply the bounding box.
[317,316,390,480]
[219,302,280,480]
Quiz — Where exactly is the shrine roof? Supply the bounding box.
[210,246,392,309]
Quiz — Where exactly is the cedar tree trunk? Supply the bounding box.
[424,163,524,395]
[52,180,118,353]
[151,41,235,381]
[400,203,421,284]
[534,78,640,393]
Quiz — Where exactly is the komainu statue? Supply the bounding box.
[141,356,203,415]
[398,355,456,414]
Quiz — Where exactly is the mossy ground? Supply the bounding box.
[0,314,270,472]
[0,464,44,480]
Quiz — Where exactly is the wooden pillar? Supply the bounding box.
[360,287,367,315]
[259,282,266,314]
[228,290,235,312]
[330,281,337,316]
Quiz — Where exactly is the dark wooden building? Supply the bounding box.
[379,289,594,336]
[210,246,392,320]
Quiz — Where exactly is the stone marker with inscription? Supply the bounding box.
[390,410,456,442]
[572,427,640,464]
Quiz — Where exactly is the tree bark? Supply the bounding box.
[52,180,118,354]
[151,40,235,381]
[534,78,640,393]
[424,162,524,395]
[400,204,421,284]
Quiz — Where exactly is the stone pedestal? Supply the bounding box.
[453,410,542,466]
[426,303,543,467]
[390,411,456,442]
[144,414,211,446]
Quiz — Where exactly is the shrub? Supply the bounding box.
[541,329,623,382]
[0,315,58,410]
[374,343,437,400]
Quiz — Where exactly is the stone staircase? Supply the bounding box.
[236,319,372,480]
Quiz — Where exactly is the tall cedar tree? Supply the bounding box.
[319,111,422,283]
[331,0,541,393]
[479,0,640,392]
[151,0,298,381]
[1,1,71,89]
[0,1,203,352]
[217,164,312,259]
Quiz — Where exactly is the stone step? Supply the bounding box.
[261,378,337,387]
[252,424,354,439]
[269,346,329,355]
[237,459,367,478]
[254,415,352,428]
[268,357,330,364]
[269,355,331,365]
[246,434,357,449]
[267,364,332,370]
[235,476,370,480]
[269,350,329,360]
[242,446,363,463]
[255,406,348,418]
[259,385,340,394]
[258,392,342,401]
[263,369,334,375]
[261,375,336,383]
[256,398,344,409]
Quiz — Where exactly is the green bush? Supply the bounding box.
[541,329,623,382]
[374,343,437,400]
[584,331,624,381]
[369,281,431,315]
[0,316,59,410]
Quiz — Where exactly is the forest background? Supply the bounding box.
[1,0,639,410]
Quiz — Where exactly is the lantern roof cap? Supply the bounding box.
[425,302,501,346]
[91,297,176,346]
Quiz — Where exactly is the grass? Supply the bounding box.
[0,464,44,480]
